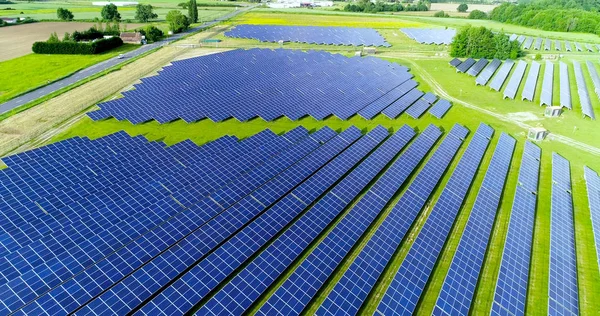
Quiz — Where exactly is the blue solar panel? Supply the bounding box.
[584,166,600,270]
[434,133,516,316]
[381,88,424,119]
[541,62,554,106]
[192,127,406,316]
[429,99,452,119]
[401,28,456,45]
[522,61,541,101]
[377,124,494,316]
[573,61,595,119]
[1,127,345,315]
[254,126,425,316]
[457,58,476,73]
[467,59,489,77]
[358,78,416,119]
[89,49,411,124]
[225,25,391,47]
[490,60,515,91]
[503,60,528,100]
[491,141,541,316]
[476,59,502,86]
[317,124,467,316]
[559,62,572,109]
[548,153,579,316]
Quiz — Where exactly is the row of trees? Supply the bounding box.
[450,25,522,60]
[489,2,600,35]
[57,3,158,22]
[33,35,123,54]
[344,0,429,13]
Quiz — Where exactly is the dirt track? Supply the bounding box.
[0,21,142,61]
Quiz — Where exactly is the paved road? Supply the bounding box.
[0,7,251,115]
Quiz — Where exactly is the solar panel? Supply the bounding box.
[88,49,414,123]
[545,38,551,50]
[357,79,416,119]
[400,28,456,45]
[522,61,541,101]
[191,128,407,316]
[584,166,600,269]
[565,41,573,51]
[517,35,526,44]
[490,60,515,91]
[549,153,579,316]
[573,61,596,119]
[3,127,350,315]
[476,59,502,86]
[377,124,494,316]
[503,60,528,99]
[586,61,600,99]
[253,127,421,316]
[509,34,518,41]
[457,58,476,73]
[541,61,554,106]
[586,43,595,52]
[406,98,434,119]
[559,61,572,109]
[381,88,424,119]
[523,37,534,49]
[225,25,390,47]
[429,99,452,119]
[556,40,562,51]
[467,59,489,76]
[534,37,542,50]
[450,58,462,68]
[317,124,467,316]
[422,92,438,104]
[491,141,541,316]
[434,133,516,316]
[574,42,583,51]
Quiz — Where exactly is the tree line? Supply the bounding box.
[344,0,429,13]
[450,25,522,60]
[489,1,600,35]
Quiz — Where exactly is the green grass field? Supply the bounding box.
[8,8,600,316]
[0,44,137,103]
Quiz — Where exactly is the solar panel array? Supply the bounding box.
[88,49,426,123]
[522,61,541,101]
[545,39,551,50]
[523,37,534,50]
[224,25,390,47]
[450,58,462,68]
[549,153,579,316]
[534,37,542,50]
[434,133,516,315]
[541,61,554,106]
[584,166,600,269]
[565,41,573,51]
[560,61,572,109]
[573,61,596,119]
[490,60,515,91]
[317,124,468,316]
[377,124,493,316]
[587,61,600,99]
[429,99,452,119]
[491,141,541,316]
[476,59,502,86]
[503,60,528,100]
[457,58,476,73]
[400,28,456,45]
[556,40,562,51]
[467,58,489,77]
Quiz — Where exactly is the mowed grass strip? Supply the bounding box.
[0,44,138,103]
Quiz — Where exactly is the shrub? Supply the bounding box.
[32,37,123,54]
[72,27,104,41]
[468,9,487,19]
[457,3,468,12]
[434,10,449,17]
[535,53,542,60]
[57,7,74,21]
[144,25,164,42]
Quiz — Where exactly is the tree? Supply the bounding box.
[450,26,521,59]
[188,0,198,23]
[468,9,487,19]
[57,8,74,21]
[434,10,449,17]
[178,1,189,9]
[63,32,72,41]
[144,25,164,42]
[135,4,157,22]
[47,32,60,43]
[457,3,468,12]
[101,3,121,21]
[166,10,190,33]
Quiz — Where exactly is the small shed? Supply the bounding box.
[355,51,362,57]
[545,106,562,117]
[528,127,547,141]
[362,47,377,55]
[1,17,18,24]
[120,32,143,44]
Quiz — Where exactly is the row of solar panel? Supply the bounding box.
[224,24,391,47]
[451,58,597,119]
[1,123,593,315]
[89,49,452,124]
[510,34,600,52]
[400,28,456,45]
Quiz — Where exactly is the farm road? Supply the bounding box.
[0,5,253,116]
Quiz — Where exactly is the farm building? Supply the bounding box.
[120,32,143,44]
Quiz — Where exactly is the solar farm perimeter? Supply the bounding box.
[2,12,600,316]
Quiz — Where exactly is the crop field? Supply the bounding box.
[1,8,600,316]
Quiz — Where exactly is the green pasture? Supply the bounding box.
[0,44,137,103]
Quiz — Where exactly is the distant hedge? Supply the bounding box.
[32,37,123,54]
